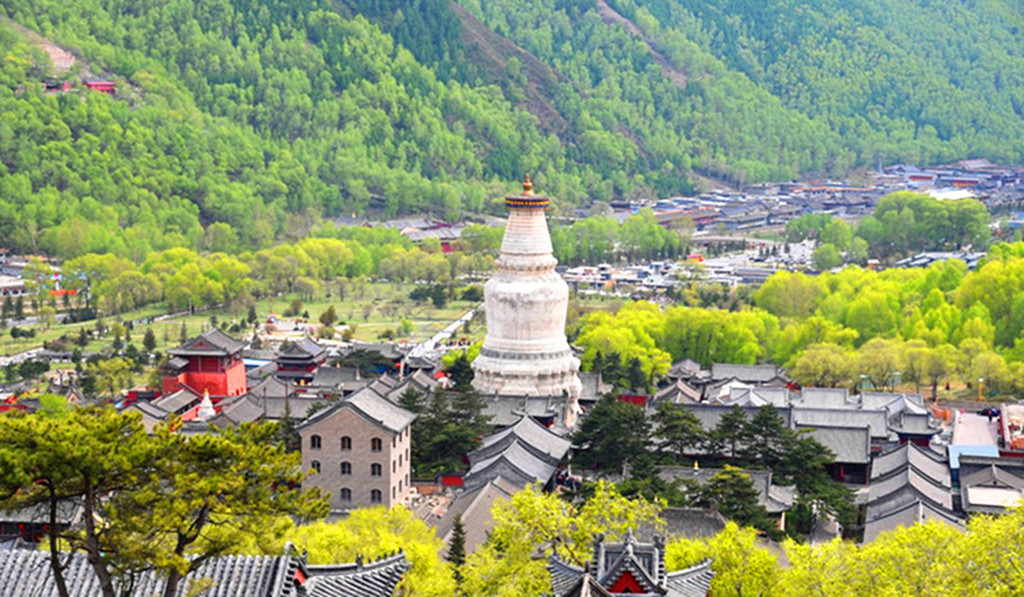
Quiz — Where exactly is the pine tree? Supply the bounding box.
[447,515,467,585]
[179,321,188,343]
[709,406,750,462]
[446,352,475,389]
[625,357,647,393]
[247,305,258,324]
[697,465,780,539]
[143,328,157,353]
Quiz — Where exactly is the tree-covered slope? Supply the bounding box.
[607,0,1024,165]
[1,0,1022,259]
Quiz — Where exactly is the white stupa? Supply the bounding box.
[472,176,582,424]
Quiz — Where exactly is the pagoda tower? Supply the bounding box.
[472,176,582,424]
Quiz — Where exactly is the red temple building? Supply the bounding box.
[162,329,248,399]
[274,337,327,385]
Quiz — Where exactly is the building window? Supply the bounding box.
[340,462,351,475]
[371,438,383,452]
[371,463,382,477]
[399,479,403,492]
[393,436,396,448]
[371,489,382,504]
[392,486,396,499]
[340,488,351,502]
[310,435,322,450]
[392,460,396,473]
[399,454,402,467]
[340,436,351,450]
[311,460,321,474]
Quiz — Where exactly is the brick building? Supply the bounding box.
[297,387,416,511]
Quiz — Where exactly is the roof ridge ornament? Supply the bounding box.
[523,174,534,195]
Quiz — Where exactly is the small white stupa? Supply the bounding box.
[472,176,582,425]
[197,388,216,422]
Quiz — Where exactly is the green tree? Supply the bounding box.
[447,515,467,585]
[650,402,704,463]
[319,305,338,327]
[812,243,842,271]
[572,396,651,476]
[708,406,750,462]
[789,343,857,388]
[87,357,134,400]
[696,466,779,539]
[111,423,328,597]
[142,328,157,353]
[286,508,456,597]
[445,352,475,390]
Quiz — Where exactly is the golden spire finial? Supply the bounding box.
[522,174,534,196]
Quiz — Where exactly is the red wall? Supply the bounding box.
[163,358,247,397]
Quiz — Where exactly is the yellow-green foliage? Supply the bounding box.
[285,508,456,597]
[461,482,663,596]
[664,509,1024,597]
[666,523,779,597]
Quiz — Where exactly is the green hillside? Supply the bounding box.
[0,0,1021,259]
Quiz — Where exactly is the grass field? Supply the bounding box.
[0,282,485,358]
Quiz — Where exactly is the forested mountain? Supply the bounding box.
[1,0,1022,258]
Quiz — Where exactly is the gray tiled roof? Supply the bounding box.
[249,375,291,400]
[0,548,409,597]
[711,363,781,383]
[549,556,587,596]
[800,387,852,408]
[871,443,950,484]
[653,379,702,404]
[0,499,81,527]
[666,559,715,597]
[152,388,201,413]
[212,395,266,425]
[311,366,363,387]
[481,395,561,427]
[464,440,559,490]
[725,387,792,407]
[961,463,1024,490]
[0,550,303,597]
[279,337,327,359]
[658,508,727,540]
[868,465,953,511]
[888,412,940,436]
[435,476,518,555]
[298,387,415,434]
[476,416,571,463]
[305,552,410,597]
[863,499,964,543]
[558,573,615,597]
[169,328,247,357]
[346,388,416,432]
[796,424,871,464]
[792,407,889,439]
[125,400,168,420]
